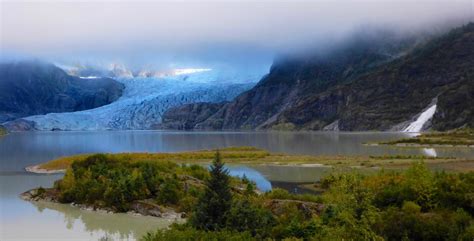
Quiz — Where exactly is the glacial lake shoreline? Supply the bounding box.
[2,131,474,240]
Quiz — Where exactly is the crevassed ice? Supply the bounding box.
[403,104,437,132]
[23,69,263,130]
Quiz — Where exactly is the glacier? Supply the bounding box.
[22,69,263,130]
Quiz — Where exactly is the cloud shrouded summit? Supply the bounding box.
[1,0,472,66]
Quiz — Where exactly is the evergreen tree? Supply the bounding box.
[190,151,232,231]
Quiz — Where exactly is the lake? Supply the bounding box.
[1,131,473,240]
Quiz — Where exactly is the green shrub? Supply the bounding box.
[265,188,322,203]
[157,177,182,205]
[226,198,275,238]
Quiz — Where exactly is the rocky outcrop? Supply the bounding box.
[160,23,474,131]
[21,187,60,203]
[21,188,184,219]
[0,60,124,123]
[432,77,474,130]
[3,119,36,131]
[130,200,184,219]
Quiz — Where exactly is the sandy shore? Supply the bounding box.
[25,164,65,174]
[25,162,330,174]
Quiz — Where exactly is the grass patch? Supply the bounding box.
[380,128,474,146]
[35,146,474,173]
[38,147,365,171]
[38,146,269,170]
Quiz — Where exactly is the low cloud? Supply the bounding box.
[1,0,472,66]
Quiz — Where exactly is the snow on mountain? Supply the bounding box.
[22,69,263,130]
[79,76,100,79]
[173,68,212,75]
[60,62,222,80]
[108,63,134,78]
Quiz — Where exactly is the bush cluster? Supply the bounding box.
[54,154,209,212]
[145,161,473,241]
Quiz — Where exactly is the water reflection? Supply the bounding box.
[2,131,474,172]
[33,201,174,240]
[422,148,437,157]
[218,165,333,192]
[227,166,272,191]
[0,174,176,241]
[251,165,332,183]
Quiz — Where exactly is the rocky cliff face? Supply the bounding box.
[272,24,474,131]
[188,31,416,130]
[0,61,124,122]
[432,77,474,131]
[156,102,227,130]
[160,23,474,131]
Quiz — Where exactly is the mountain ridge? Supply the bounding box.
[159,23,474,131]
[0,60,125,122]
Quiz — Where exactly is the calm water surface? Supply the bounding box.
[1,131,473,240]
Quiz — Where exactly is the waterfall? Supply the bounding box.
[403,104,437,132]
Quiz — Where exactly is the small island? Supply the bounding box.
[379,128,474,147]
[25,146,474,174]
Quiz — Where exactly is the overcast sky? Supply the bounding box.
[1,0,472,67]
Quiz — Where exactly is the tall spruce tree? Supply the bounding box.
[190,151,232,231]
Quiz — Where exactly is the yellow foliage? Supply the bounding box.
[36,146,473,172]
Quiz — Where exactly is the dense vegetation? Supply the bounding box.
[53,154,217,212]
[31,149,473,240]
[144,161,474,241]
